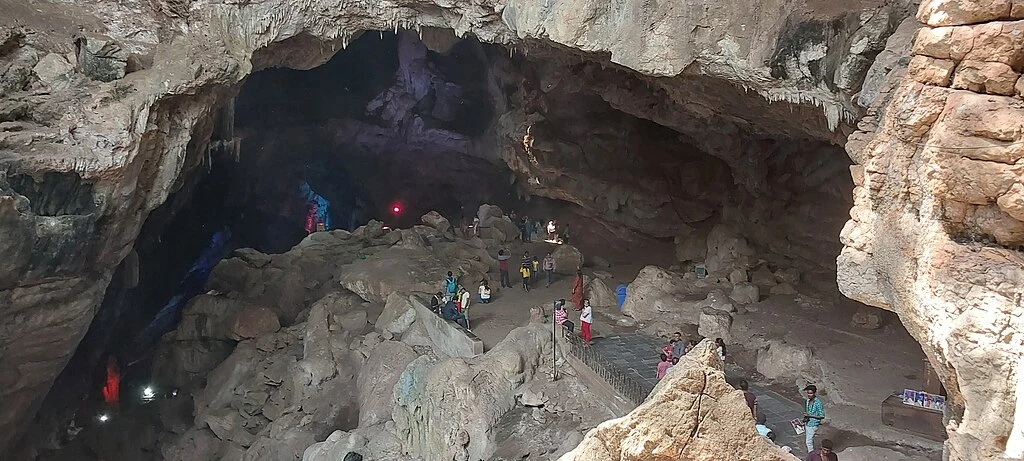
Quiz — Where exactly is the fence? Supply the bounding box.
[563,333,654,406]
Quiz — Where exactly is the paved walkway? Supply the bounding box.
[592,334,807,457]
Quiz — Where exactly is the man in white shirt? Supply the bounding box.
[579,299,593,345]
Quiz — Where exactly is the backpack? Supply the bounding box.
[446,277,457,293]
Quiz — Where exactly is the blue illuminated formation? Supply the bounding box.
[301,181,332,231]
[133,227,232,350]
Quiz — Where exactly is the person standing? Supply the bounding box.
[656,353,672,380]
[472,216,480,237]
[715,337,727,361]
[671,332,686,357]
[805,439,838,461]
[579,299,593,345]
[543,253,556,287]
[520,263,532,292]
[459,286,471,313]
[498,249,511,288]
[571,270,585,310]
[739,379,757,418]
[444,271,458,298]
[803,385,826,453]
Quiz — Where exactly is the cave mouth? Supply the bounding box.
[23,27,894,460]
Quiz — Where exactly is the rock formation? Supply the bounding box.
[558,340,797,461]
[837,1,1024,459]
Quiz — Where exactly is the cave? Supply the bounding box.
[8,1,1023,460]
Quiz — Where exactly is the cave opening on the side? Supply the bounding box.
[23,27,934,461]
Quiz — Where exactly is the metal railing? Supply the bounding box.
[563,333,654,406]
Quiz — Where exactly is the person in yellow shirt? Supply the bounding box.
[520,263,532,292]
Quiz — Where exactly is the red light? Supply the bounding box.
[392,205,401,214]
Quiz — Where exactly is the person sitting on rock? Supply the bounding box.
[442,298,468,329]
[656,353,672,380]
[520,263,532,292]
[554,302,572,337]
[547,220,557,240]
[755,412,774,441]
[715,337,727,361]
[478,281,492,304]
[444,271,458,298]
[430,291,444,315]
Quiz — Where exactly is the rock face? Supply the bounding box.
[0,0,920,453]
[837,1,1024,459]
[558,341,797,461]
[620,266,702,324]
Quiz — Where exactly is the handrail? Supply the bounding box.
[563,332,654,406]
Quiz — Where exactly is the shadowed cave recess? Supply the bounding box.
[13,24,887,461]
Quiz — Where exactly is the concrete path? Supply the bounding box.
[592,334,807,457]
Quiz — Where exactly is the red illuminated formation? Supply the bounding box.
[391,204,402,214]
[102,357,120,408]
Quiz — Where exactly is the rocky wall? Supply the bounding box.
[837,1,1024,459]
[0,0,912,452]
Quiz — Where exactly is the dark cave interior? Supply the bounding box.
[18,28,859,460]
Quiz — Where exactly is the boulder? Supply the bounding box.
[32,53,74,90]
[202,408,256,447]
[590,255,612,268]
[476,204,505,222]
[770,283,797,295]
[357,341,418,427]
[420,211,455,239]
[338,248,448,303]
[551,245,584,275]
[749,266,777,289]
[336,310,368,332]
[75,35,129,82]
[586,277,617,308]
[162,428,226,461]
[557,341,796,461]
[773,267,800,285]
[851,310,882,329]
[698,308,733,343]
[728,268,748,285]
[755,340,813,380]
[621,266,702,324]
[697,289,736,313]
[302,430,369,461]
[704,224,755,274]
[376,293,417,335]
[729,282,760,305]
[226,306,281,341]
[479,216,520,242]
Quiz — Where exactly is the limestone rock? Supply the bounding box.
[697,289,736,313]
[551,244,584,275]
[336,310,368,332]
[704,224,754,274]
[558,341,796,461]
[376,292,417,334]
[476,204,505,222]
[590,255,611,268]
[673,229,708,263]
[907,55,955,86]
[621,266,702,324]
[756,340,813,380]
[918,0,1013,26]
[338,248,448,303]
[952,60,1019,95]
[357,341,418,427]
[698,308,733,343]
[585,276,617,308]
[226,306,281,341]
[728,268,748,285]
[32,53,74,90]
[75,35,129,82]
[420,211,455,239]
[729,282,759,305]
[749,266,777,289]
[302,430,368,461]
[773,267,800,285]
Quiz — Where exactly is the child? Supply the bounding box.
[520,263,532,292]
[580,298,593,345]
[715,338,727,361]
[656,354,672,380]
[532,256,540,274]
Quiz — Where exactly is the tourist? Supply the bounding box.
[755,413,774,441]
[521,215,532,242]
[521,250,532,267]
[656,353,672,380]
[571,270,585,310]
[803,385,826,453]
[580,298,593,345]
[806,438,838,461]
[672,332,686,357]
[554,302,573,336]
[478,281,492,303]
[430,291,443,314]
[498,249,511,288]
[520,263,532,292]
[683,339,698,355]
[472,216,480,237]
[547,219,557,241]
[444,271,458,297]
[561,222,570,244]
[739,379,757,418]
[459,286,471,312]
[533,220,543,239]
[442,298,467,329]
[542,252,556,287]
[460,216,470,238]
[668,357,679,373]
[716,337,727,361]
[661,342,674,359]
[532,256,540,274]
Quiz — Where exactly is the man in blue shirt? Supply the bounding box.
[803,385,826,452]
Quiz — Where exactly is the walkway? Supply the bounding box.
[591,334,808,457]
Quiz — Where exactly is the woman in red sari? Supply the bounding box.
[571,270,585,310]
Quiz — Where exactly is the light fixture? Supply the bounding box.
[142,386,156,400]
[98,413,109,422]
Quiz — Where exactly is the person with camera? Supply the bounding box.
[802,384,826,453]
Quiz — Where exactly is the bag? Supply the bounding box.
[446,278,457,293]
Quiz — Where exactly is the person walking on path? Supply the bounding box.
[543,253,556,287]
[739,379,757,418]
[498,249,511,288]
[571,270,585,310]
[803,385,826,453]
[805,439,837,461]
[579,298,593,345]
[520,263,532,292]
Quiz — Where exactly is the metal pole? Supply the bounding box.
[552,300,557,381]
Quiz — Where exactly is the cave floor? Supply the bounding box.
[464,234,943,459]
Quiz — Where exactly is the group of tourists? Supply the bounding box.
[507,210,569,244]
[496,249,558,292]
[654,334,726,379]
